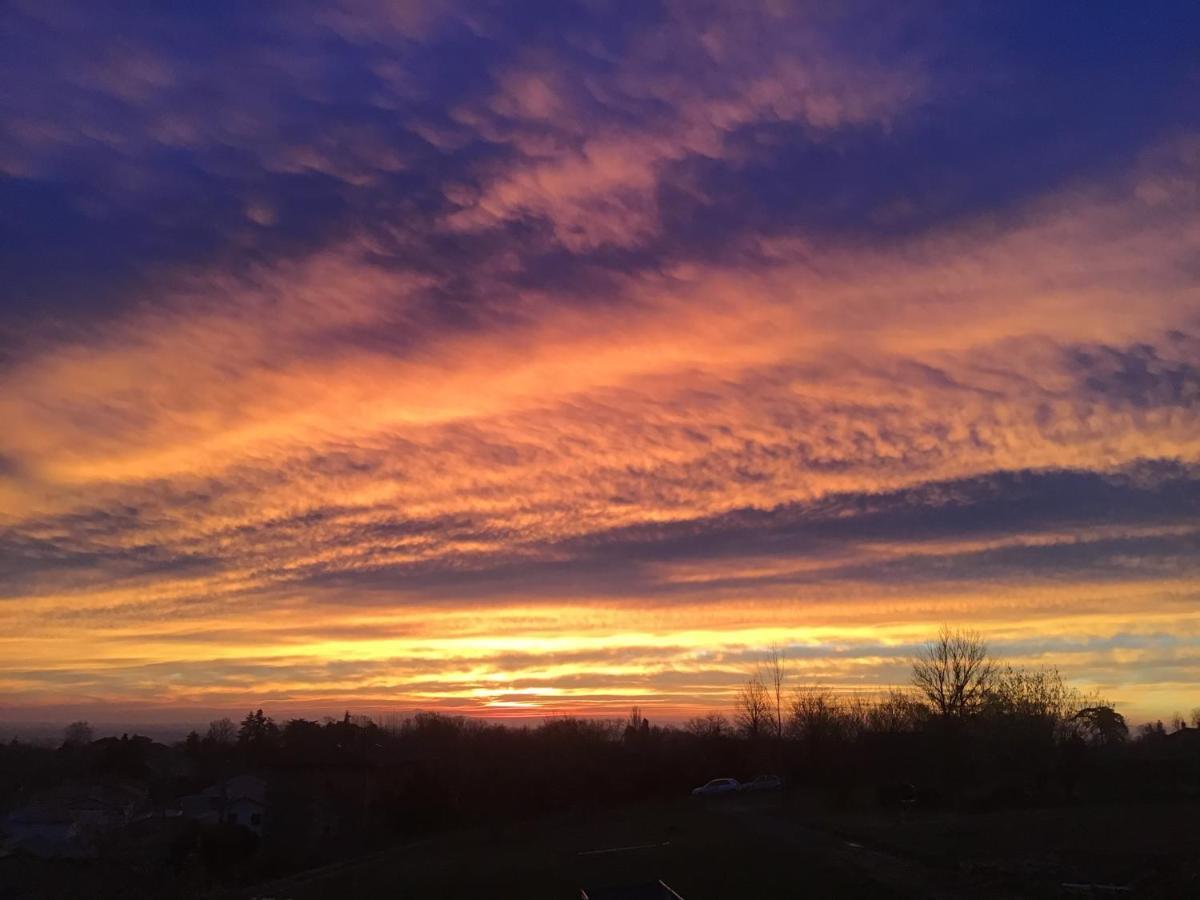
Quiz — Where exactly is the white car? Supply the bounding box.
[691,777,741,796]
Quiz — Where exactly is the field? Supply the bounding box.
[227,793,1200,899]
[6,792,1195,898]
[229,794,898,900]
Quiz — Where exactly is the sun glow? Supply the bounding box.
[2,2,1198,730]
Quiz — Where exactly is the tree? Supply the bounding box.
[1072,706,1128,747]
[206,717,236,746]
[911,626,996,720]
[985,665,1088,749]
[988,667,1079,721]
[685,713,730,739]
[623,705,649,741]
[281,718,323,748]
[763,644,786,740]
[238,708,279,747]
[865,689,926,733]
[735,675,773,739]
[788,686,845,744]
[1138,720,1168,742]
[62,720,94,747]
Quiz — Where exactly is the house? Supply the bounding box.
[221,794,265,833]
[179,774,267,834]
[3,801,88,859]
[2,781,146,859]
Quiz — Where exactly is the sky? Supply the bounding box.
[2,1,1199,729]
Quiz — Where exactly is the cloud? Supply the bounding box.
[442,4,929,250]
[1,1,1199,720]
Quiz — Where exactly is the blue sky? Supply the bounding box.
[1,1,1198,723]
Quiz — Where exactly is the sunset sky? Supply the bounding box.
[2,2,1199,729]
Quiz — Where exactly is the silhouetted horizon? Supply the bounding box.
[4,2,1199,895]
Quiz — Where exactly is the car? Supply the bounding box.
[690,777,741,796]
[739,774,783,792]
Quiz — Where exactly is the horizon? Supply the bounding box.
[3,3,1200,727]
[0,653,1186,742]
[3,704,1183,750]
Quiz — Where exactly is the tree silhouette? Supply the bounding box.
[623,706,649,741]
[238,709,279,746]
[788,686,852,745]
[1073,706,1129,747]
[911,626,996,720]
[763,643,786,740]
[735,675,774,739]
[206,718,236,746]
[62,720,94,747]
[685,713,730,739]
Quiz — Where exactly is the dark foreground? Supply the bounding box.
[226,792,1195,900]
[5,792,1198,898]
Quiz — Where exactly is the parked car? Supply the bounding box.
[739,774,783,792]
[690,777,740,796]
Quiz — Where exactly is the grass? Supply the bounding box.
[236,796,901,899]
[10,793,1195,898]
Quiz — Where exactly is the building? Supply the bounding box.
[2,782,146,858]
[178,774,267,834]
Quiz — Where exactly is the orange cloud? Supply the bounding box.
[2,3,1198,727]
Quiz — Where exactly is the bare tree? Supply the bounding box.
[735,675,773,739]
[911,626,996,720]
[763,643,786,740]
[624,705,648,740]
[63,720,94,746]
[987,666,1083,726]
[206,717,236,745]
[788,687,872,743]
[787,686,838,742]
[1192,707,1200,730]
[685,713,730,739]
[865,688,926,733]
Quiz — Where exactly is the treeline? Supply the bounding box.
[3,628,1198,888]
[716,627,1198,808]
